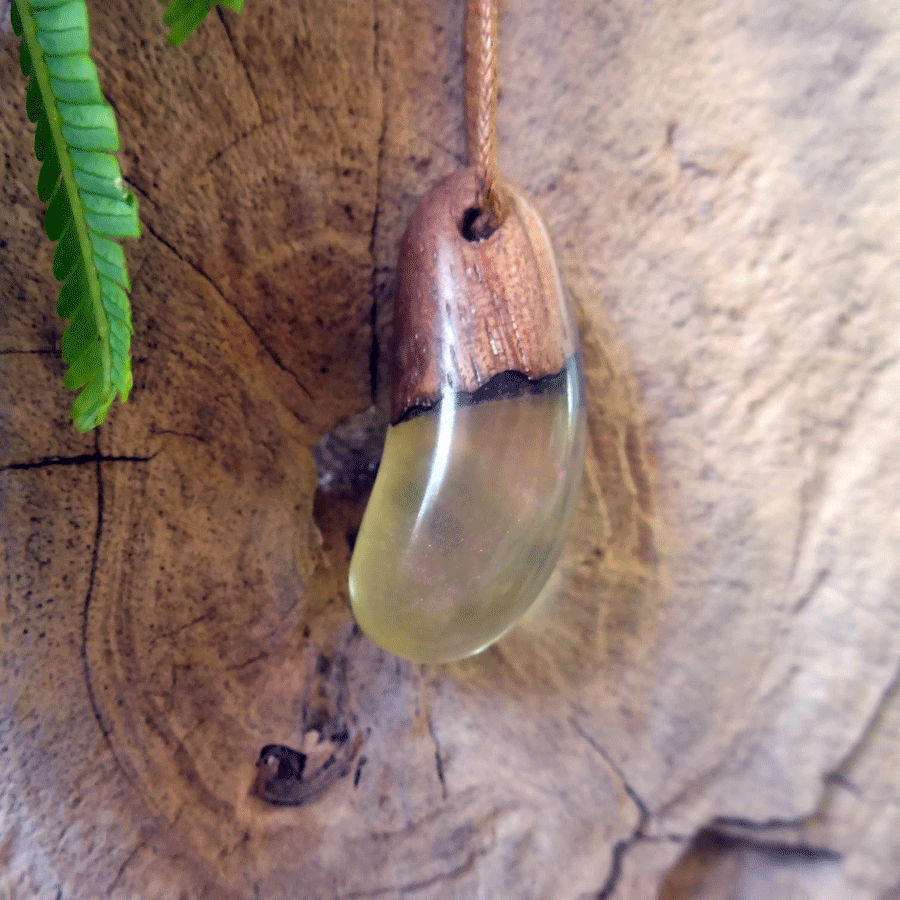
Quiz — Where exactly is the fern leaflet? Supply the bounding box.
[11,0,140,433]
[160,0,245,46]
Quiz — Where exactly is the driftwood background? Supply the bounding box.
[2,0,900,897]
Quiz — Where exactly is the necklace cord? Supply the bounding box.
[464,0,503,238]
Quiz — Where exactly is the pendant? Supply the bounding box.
[348,169,586,663]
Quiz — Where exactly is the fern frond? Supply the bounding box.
[160,0,245,46]
[11,0,140,432]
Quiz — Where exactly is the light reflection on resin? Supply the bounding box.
[348,357,585,664]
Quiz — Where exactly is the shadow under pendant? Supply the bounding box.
[348,169,586,664]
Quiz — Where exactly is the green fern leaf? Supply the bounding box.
[11,0,140,432]
[160,0,245,46]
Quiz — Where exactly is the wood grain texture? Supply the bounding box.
[2,0,900,898]
[390,169,569,421]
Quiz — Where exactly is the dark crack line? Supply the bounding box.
[571,719,650,900]
[787,475,817,584]
[103,94,129,137]
[157,610,214,640]
[711,658,900,849]
[1,453,155,472]
[0,348,56,355]
[713,812,819,834]
[572,718,648,822]
[80,435,131,784]
[695,828,840,864]
[197,11,274,173]
[636,833,688,844]
[367,2,387,404]
[426,710,447,801]
[125,244,151,294]
[107,840,144,894]
[148,427,208,445]
[789,351,900,585]
[337,848,484,899]
[736,835,840,862]
[353,754,367,787]
[216,8,267,126]
[596,839,630,900]
[123,172,153,204]
[792,566,831,614]
[200,121,272,173]
[653,720,753,826]
[826,651,900,780]
[225,650,270,671]
[142,221,313,403]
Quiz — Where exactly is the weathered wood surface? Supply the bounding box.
[2,0,899,898]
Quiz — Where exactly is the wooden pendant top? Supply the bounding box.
[390,169,571,423]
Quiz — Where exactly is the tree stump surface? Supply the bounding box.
[2,1,899,898]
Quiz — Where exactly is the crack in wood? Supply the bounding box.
[156,610,215,641]
[336,847,486,899]
[709,658,900,856]
[79,434,133,787]
[571,718,648,822]
[1,453,155,472]
[571,718,651,900]
[216,8,266,127]
[142,221,314,404]
[595,838,631,900]
[791,566,832,614]
[106,839,145,894]
[0,348,56,355]
[684,828,841,865]
[425,709,447,801]
[637,833,689,844]
[200,121,273,173]
[826,657,900,783]
[353,754,367,787]
[712,813,821,834]
[225,650,270,672]
[649,664,900,894]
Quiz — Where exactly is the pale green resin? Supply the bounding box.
[349,359,585,663]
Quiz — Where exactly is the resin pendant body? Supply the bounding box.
[349,171,586,663]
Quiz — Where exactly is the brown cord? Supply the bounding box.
[464,0,503,238]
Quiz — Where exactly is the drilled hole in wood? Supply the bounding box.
[461,205,497,242]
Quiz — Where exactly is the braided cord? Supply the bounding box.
[464,0,503,237]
